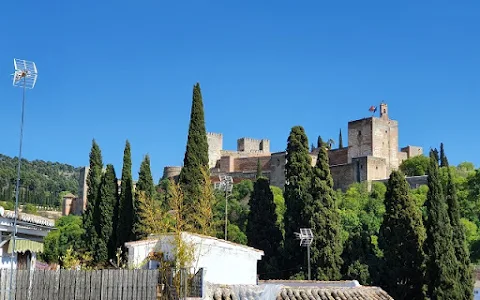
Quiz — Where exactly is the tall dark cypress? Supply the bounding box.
[440,143,449,168]
[338,129,343,149]
[246,177,283,279]
[446,165,473,299]
[378,170,426,300]
[309,136,343,280]
[82,140,103,254]
[136,155,155,199]
[117,141,134,248]
[95,164,118,263]
[256,158,262,179]
[283,126,313,279]
[133,155,156,240]
[178,83,210,209]
[424,149,459,299]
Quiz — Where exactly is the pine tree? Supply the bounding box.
[283,126,313,279]
[309,136,343,280]
[338,129,343,149]
[446,165,473,299]
[133,155,156,240]
[247,176,283,279]
[424,149,459,299]
[440,143,449,168]
[117,140,134,249]
[82,140,103,254]
[178,83,209,207]
[136,155,155,199]
[95,164,118,263]
[378,170,426,300]
[256,158,262,179]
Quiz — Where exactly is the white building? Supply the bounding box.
[0,208,54,270]
[125,232,264,285]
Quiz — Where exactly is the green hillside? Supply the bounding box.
[0,154,81,207]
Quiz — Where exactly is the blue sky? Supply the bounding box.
[0,1,479,182]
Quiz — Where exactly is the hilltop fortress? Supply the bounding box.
[163,103,424,191]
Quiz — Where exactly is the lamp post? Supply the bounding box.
[215,175,233,240]
[10,58,38,299]
[295,228,314,280]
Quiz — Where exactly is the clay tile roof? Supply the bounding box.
[210,286,393,300]
[3,210,55,227]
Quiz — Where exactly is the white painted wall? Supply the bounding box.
[474,287,480,300]
[125,232,264,285]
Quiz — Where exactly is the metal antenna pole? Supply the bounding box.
[9,75,26,300]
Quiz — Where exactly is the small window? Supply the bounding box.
[376,166,378,170]
[360,164,363,169]
[358,130,362,136]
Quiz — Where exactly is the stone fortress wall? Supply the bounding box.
[164,102,424,191]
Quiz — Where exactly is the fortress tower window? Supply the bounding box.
[358,130,362,136]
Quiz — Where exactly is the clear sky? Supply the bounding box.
[0,0,479,182]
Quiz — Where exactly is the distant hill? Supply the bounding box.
[0,154,81,207]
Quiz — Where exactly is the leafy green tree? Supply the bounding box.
[399,155,430,176]
[271,186,286,236]
[424,150,459,299]
[136,155,155,199]
[378,170,426,300]
[117,140,134,249]
[283,126,313,278]
[82,140,103,254]
[309,136,343,280]
[43,215,84,264]
[338,129,343,149]
[246,176,283,279]
[178,83,210,213]
[440,143,449,168]
[95,164,118,263]
[445,167,473,299]
[133,191,170,239]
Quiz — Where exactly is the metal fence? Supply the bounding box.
[0,269,158,300]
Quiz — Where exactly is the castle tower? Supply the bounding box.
[380,102,388,119]
[347,102,399,175]
[207,133,223,168]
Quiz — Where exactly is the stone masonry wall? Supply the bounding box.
[328,148,349,166]
[233,156,271,173]
[330,164,355,191]
[207,132,223,168]
[372,118,399,173]
[348,118,373,163]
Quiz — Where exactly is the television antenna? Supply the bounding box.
[294,228,314,280]
[9,59,38,300]
[215,175,233,240]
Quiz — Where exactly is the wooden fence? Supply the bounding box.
[0,269,159,300]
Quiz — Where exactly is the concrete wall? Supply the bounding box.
[125,233,263,285]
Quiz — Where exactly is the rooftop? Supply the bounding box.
[2,209,55,227]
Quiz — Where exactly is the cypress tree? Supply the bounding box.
[256,158,262,179]
[136,155,155,199]
[246,177,283,279]
[283,126,313,279]
[338,129,343,149]
[446,165,473,299]
[378,170,426,300]
[440,143,449,168]
[95,164,118,263]
[117,140,134,249]
[178,83,210,210]
[133,155,156,241]
[317,135,322,149]
[424,149,459,299]
[309,136,343,280]
[82,140,103,254]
